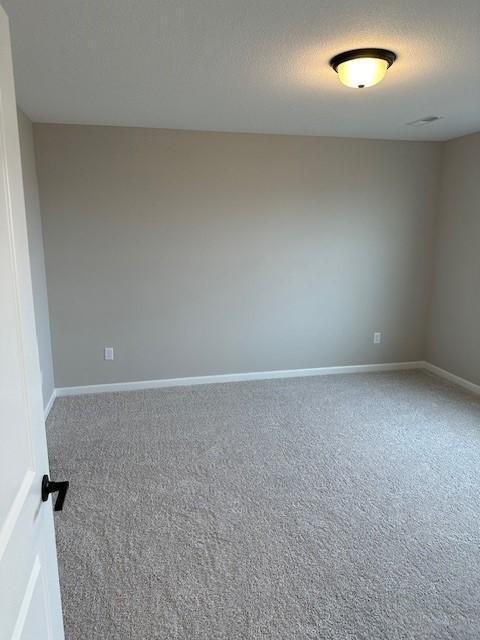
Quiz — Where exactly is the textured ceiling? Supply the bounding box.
[3,0,480,140]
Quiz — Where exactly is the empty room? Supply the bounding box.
[1,1,479,638]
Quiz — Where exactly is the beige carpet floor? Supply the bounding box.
[47,370,480,639]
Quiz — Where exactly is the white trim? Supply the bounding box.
[55,361,424,397]
[11,555,41,640]
[44,388,56,419]
[0,470,35,562]
[423,362,480,395]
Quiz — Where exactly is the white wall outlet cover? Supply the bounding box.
[104,347,114,360]
[373,332,382,344]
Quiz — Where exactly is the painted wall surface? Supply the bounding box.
[427,133,480,385]
[34,124,442,387]
[17,109,55,407]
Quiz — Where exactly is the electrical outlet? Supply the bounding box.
[104,347,114,361]
[373,332,382,344]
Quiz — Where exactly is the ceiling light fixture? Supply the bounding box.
[330,48,397,89]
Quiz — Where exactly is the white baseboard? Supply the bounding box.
[422,362,480,395]
[55,361,424,397]
[44,388,57,419]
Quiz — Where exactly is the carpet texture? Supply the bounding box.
[47,371,480,639]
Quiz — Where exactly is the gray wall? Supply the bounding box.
[427,133,480,385]
[34,124,442,387]
[17,109,55,407]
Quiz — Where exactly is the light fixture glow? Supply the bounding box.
[330,49,396,89]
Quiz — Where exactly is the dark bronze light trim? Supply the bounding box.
[329,48,397,72]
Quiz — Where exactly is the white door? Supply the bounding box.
[0,6,65,640]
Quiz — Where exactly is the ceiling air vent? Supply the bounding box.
[406,116,442,127]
